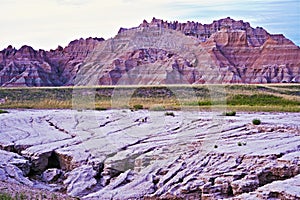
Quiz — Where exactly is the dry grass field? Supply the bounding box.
[0,84,299,112]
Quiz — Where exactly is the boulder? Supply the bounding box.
[0,150,32,185]
[42,168,63,182]
[63,165,97,197]
[0,164,33,187]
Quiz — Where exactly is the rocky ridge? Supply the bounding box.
[0,38,104,86]
[0,17,299,86]
[0,109,299,199]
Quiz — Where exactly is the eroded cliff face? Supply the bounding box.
[0,45,58,87]
[0,17,299,86]
[200,28,300,83]
[0,37,104,87]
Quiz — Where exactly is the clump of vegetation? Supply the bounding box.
[0,192,14,200]
[165,111,175,117]
[222,111,236,116]
[214,144,218,148]
[0,109,8,114]
[16,193,27,200]
[150,105,165,111]
[133,104,143,110]
[252,119,261,125]
[95,107,107,111]
[198,100,212,106]
[227,94,300,106]
[0,192,28,200]
[237,142,242,146]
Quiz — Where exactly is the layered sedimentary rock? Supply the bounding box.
[0,17,299,86]
[0,109,299,199]
[0,38,104,86]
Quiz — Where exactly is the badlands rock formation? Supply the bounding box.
[0,38,104,86]
[0,109,299,199]
[0,17,299,86]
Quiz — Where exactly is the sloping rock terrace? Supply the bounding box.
[0,109,299,199]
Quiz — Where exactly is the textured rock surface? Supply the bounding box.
[0,150,33,186]
[63,165,97,197]
[0,18,299,86]
[42,168,63,183]
[0,109,299,199]
[233,174,300,200]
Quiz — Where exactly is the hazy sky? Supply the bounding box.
[0,0,299,50]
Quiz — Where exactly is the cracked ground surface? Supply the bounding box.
[0,109,299,199]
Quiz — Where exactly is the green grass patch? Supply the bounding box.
[133,104,143,110]
[227,94,299,106]
[0,193,13,200]
[149,105,166,111]
[198,100,213,106]
[0,109,8,114]
[0,84,299,112]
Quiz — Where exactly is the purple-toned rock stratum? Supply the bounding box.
[1,17,299,86]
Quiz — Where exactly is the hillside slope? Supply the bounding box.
[0,17,299,86]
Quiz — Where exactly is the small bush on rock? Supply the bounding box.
[0,109,8,114]
[165,112,175,117]
[252,119,261,125]
[222,111,236,116]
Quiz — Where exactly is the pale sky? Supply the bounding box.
[0,0,299,50]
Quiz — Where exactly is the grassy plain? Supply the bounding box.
[0,84,299,112]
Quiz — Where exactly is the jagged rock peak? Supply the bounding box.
[141,17,251,30]
[118,17,267,45]
[133,17,296,47]
[51,37,105,52]
[116,17,268,46]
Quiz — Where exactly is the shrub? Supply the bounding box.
[95,107,107,111]
[0,193,13,200]
[214,145,218,148]
[252,119,261,125]
[0,109,8,114]
[237,141,247,146]
[222,111,236,116]
[133,104,143,110]
[165,111,175,117]
[198,101,212,106]
[150,106,165,111]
